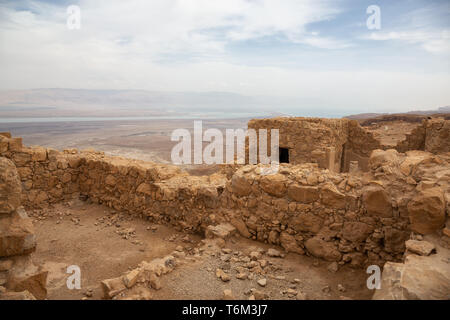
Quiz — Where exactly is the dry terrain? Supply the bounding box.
[1,115,449,301]
[30,200,372,300]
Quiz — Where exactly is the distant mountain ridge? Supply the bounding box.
[0,88,273,118]
[346,106,450,120]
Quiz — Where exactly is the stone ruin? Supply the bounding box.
[0,116,449,300]
[0,155,47,300]
[248,117,450,172]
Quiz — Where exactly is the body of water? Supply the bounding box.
[0,113,270,123]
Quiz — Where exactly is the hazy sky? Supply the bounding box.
[0,0,449,115]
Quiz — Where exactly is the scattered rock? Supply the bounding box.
[373,253,450,300]
[305,237,341,262]
[149,273,162,290]
[205,223,237,240]
[0,290,36,300]
[257,278,267,287]
[249,251,261,261]
[362,185,392,218]
[327,262,339,273]
[216,269,230,282]
[252,289,268,300]
[101,277,126,299]
[407,188,446,235]
[267,248,282,257]
[236,273,247,280]
[123,269,140,288]
[280,232,305,255]
[405,240,436,256]
[223,289,235,300]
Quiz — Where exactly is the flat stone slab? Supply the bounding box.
[405,240,436,256]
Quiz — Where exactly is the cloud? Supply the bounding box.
[0,0,345,55]
[0,0,449,114]
[365,30,450,54]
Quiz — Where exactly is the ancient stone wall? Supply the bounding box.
[382,118,449,155]
[0,132,448,271]
[247,117,383,173]
[395,121,426,153]
[0,154,47,300]
[423,118,450,154]
[247,117,450,173]
[247,118,349,171]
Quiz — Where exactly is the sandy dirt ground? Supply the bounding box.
[0,119,249,163]
[365,121,420,147]
[29,201,373,300]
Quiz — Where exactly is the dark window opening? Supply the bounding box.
[279,147,289,163]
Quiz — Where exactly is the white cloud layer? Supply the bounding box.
[0,0,449,114]
[366,30,450,54]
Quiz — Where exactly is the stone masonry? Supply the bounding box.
[0,128,448,274]
[0,154,48,300]
[247,117,450,173]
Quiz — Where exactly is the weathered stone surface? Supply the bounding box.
[383,227,408,254]
[0,138,8,154]
[205,223,237,240]
[101,276,126,299]
[373,253,450,300]
[8,138,22,152]
[0,208,36,257]
[287,185,319,203]
[290,213,323,234]
[407,188,446,235]
[0,259,13,272]
[369,149,399,170]
[140,255,176,277]
[230,217,251,238]
[0,157,22,215]
[231,174,252,196]
[267,248,282,257]
[342,222,373,243]
[1,127,449,273]
[320,183,346,209]
[279,232,304,255]
[424,118,450,154]
[345,252,366,268]
[30,147,47,162]
[405,240,435,256]
[0,290,36,300]
[7,256,48,300]
[362,185,392,218]
[257,278,267,287]
[259,174,287,197]
[12,152,31,166]
[252,289,268,300]
[105,175,116,187]
[305,237,341,261]
[148,273,161,290]
[216,268,230,282]
[399,151,431,176]
[223,289,235,300]
[123,268,140,288]
[136,183,152,195]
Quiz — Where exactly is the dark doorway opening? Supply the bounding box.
[279,147,289,163]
